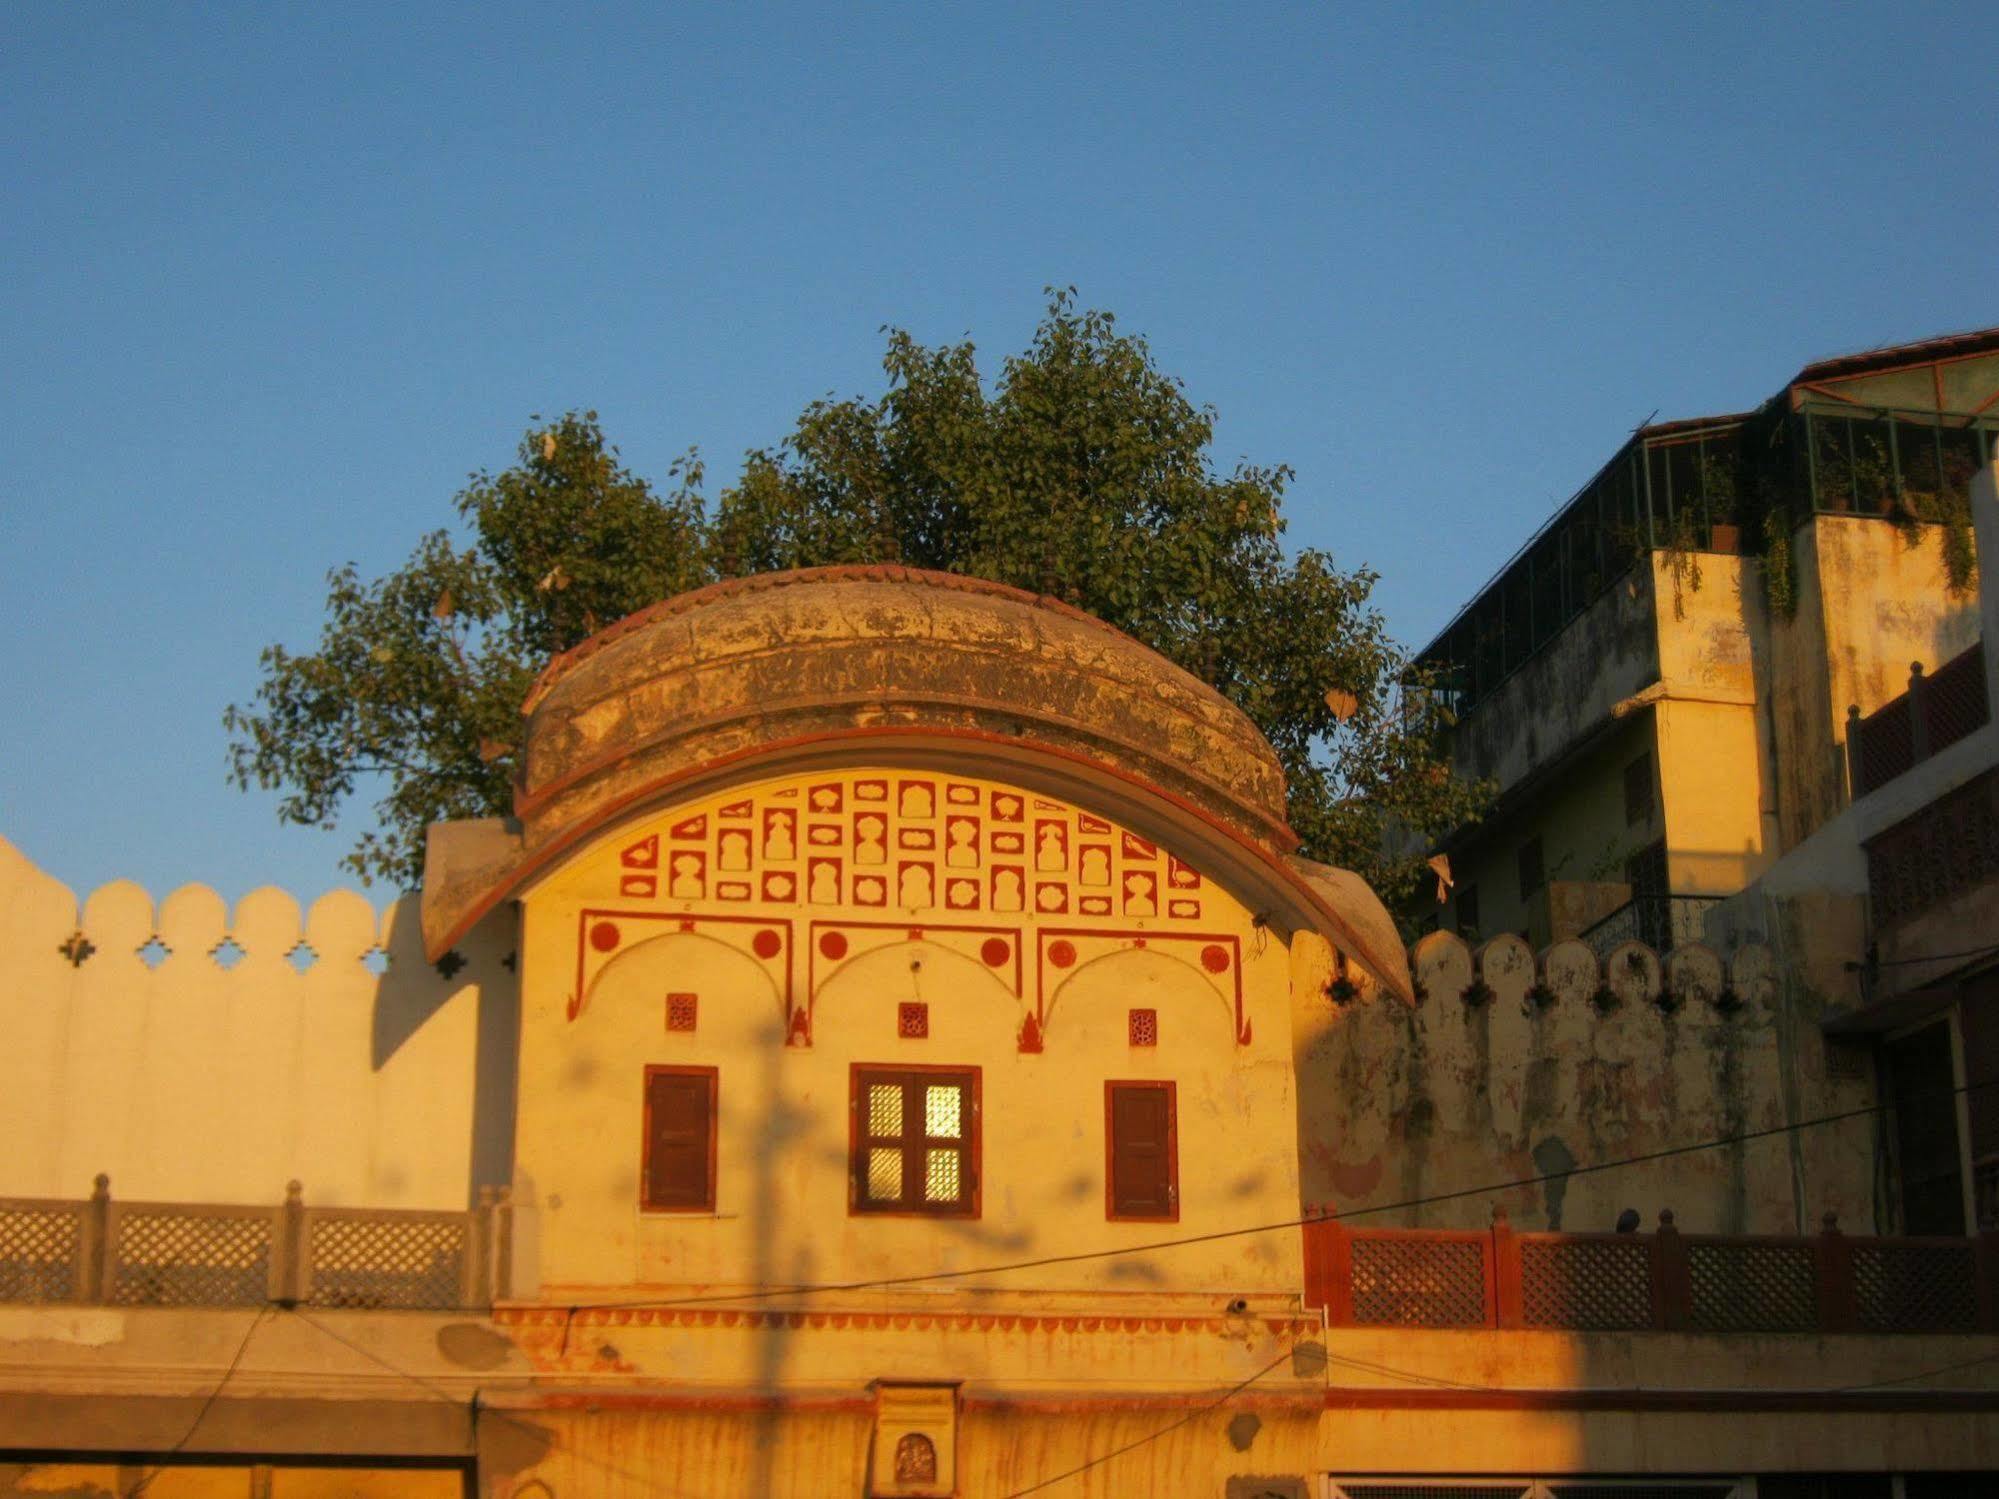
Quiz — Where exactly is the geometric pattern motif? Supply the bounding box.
[0,1204,80,1303]
[1853,1241,1979,1333]
[308,1214,466,1310]
[1520,1236,1652,1330]
[1349,1235,1489,1327]
[111,1210,272,1307]
[1686,1240,1816,1332]
[591,769,1206,923]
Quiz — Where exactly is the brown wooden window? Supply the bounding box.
[851,1065,979,1216]
[642,1066,717,1212]
[1105,1081,1178,1222]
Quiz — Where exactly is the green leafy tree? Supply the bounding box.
[229,293,1489,909]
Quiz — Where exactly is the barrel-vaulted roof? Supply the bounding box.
[420,565,1411,998]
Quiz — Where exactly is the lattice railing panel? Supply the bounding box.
[1521,1236,1652,1330]
[0,1203,81,1303]
[1686,1241,1817,1332]
[1853,1241,1979,1333]
[308,1213,466,1309]
[1350,1235,1490,1327]
[111,1210,272,1306]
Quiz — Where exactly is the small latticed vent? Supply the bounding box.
[112,1211,272,1306]
[1687,1241,1816,1331]
[1852,1241,1979,1332]
[1521,1237,1652,1330]
[0,1205,80,1302]
[1349,1236,1489,1326]
[309,1215,465,1309]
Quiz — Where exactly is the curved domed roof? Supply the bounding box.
[421,565,1410,998]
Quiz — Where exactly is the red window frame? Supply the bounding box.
[641,1065,718,1213]
[1104,1079,1179,1223]
[849,1063,981,1218]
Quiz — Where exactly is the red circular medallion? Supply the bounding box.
[1200,943,1231,974]
[751,929,783,960]
[980,937,1011,968]
[819,931,849,960]
[588,921,620,953]
[1047,939,1077,969]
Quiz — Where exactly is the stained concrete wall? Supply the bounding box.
[0,836,510,1209]
[1446,560,1661,792]
[1446,713,1658,946]
[1293,930,1878,1236]
[1763,514,1981,854]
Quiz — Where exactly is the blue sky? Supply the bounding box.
[4,3,1994,904]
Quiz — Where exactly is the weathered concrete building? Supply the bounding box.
[1417,329,1999,1242]
[4,561,1999,1494]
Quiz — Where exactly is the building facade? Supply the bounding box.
[2,565,1997,1493]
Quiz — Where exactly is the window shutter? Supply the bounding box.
[646,1069,715,1211]
[1108,1083,1176,1220]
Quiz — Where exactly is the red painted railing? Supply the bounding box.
[1303,1208,1999,1334]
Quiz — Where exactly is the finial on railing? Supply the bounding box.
[91,1174,110,1200]
[1490,1203,1509,1228]
[1822,1210,1841,1235]
[285,1180,303,1205]
[1658,1208,1676,1229]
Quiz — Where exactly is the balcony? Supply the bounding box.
[1847,642,1990,798]
[0,1177,509,1311]
[1303,1209,1999,1335]
[1579,893,1722,957]
[1866,765,1999,931]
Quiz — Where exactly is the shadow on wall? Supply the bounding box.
[373,896,521,1204]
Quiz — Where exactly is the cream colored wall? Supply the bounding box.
[0,836,498,1209]
[510,767,1302,1302]
[1655,696,1769,896]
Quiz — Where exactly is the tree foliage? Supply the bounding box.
[228,292,1489,911]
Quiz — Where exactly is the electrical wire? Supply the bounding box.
[123,1304,271,1498]
[1871,940,1999,968]
[280,1304,707,1499]
[563,1072,1999,1315]
[996,1348,1295,1498]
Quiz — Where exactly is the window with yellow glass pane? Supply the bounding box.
[849,1065,979,1216]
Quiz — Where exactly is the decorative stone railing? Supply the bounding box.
[1304,1208,1999,1335]
[0,1177,510,1311]
[1400,927,1770,1014]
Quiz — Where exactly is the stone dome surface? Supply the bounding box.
[421,565,1410,998]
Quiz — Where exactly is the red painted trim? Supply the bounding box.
[492,1304,1319,1335]
[430,727,1323,962]
[639,1065,718,1214]
[575,910,793,1022]
[486,1389,878,1414]
[959,1390,1319,1415]
[808,918,1025,1026]
[1038,928,1247,1044]
[1323,1387,1999,1414]
[1104,1080,1179,1223]
[848,1062,982,1219]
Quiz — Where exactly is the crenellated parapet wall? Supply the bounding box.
[1294,930,1880,1238]
[0,837,512,1210]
